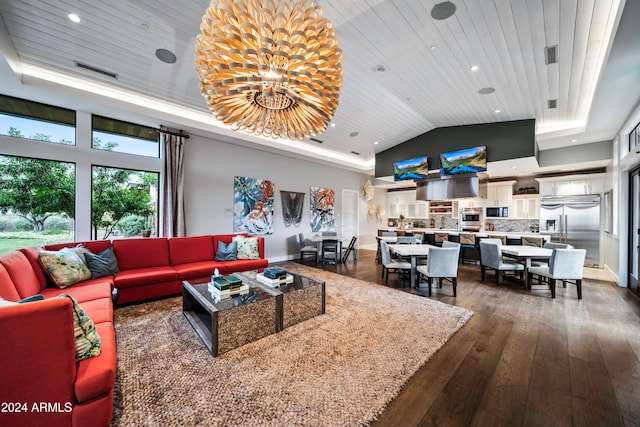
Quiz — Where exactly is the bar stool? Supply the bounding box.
[459,233,477,264]
[434,232,449,247]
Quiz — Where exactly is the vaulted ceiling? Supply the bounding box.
[0,0,638,176]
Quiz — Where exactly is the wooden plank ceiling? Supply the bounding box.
[0,0,623,161]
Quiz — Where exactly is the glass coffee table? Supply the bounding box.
[182,269,325,356]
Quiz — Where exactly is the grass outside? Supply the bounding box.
[0,231,74,255]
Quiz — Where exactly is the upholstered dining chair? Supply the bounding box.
[396,236,417,244]
[531,241,573,267]
[376,231,397,263]
[479,239,524,286]
[298,233,318,264]
[379,240,411,285]
[528,248,587,298]
[416,243,460,296]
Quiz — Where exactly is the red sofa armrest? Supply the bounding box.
[0,298,76,425]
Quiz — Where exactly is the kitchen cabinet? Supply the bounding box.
[429,200,454,216]
[485,181,515,207]
[388,190,428,218]
[536,174,605,196]
[457,198,483,209]
[512,195,539,219]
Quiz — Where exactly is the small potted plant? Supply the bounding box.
[399,214,405,228]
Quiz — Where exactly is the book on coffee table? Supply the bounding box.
[256,272,294,288]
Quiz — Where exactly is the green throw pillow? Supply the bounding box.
[84,248,119,279]
[232,235,260,260]
[39,249,91,288]
[57,294,101,361]
[215,241,237,261]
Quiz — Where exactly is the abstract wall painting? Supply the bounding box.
[233,176,274,235]
[280,191,305,227]
[310,187,335,231]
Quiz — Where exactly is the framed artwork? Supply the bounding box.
[310,187,335,232]
[280,190,305,227]
[233,176,274,235]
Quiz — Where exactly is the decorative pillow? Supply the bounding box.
[232,235,260,260]
[215,241,237,261]
[39,249,91,288]
[62,245,90,263]
[84,248,119,279]
[57,294,101,361]
[0,297,16,307]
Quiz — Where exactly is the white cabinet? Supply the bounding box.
[458,198,483,209]
[388,190,428,218]
[536,174,605,196]
[512,195,539,219]
[485,181,515,207]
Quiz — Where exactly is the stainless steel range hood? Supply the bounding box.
[416,173,488,200]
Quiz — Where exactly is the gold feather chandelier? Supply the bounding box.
[195,0,343,140]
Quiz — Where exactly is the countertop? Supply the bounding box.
[386,228,551,238]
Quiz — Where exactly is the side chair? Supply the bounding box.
[479,239,524,286]
[528,248,586,298]
[416,243,460,296]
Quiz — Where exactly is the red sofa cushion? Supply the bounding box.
[169,235,215,265]
[112,238,170,270]
[115,266,178,289]
[74,321,116,403]
[18,246,50,289]
[0,263,21,301]
[173,261,219,280]
[0,251,44,298]
[40,279,113,303]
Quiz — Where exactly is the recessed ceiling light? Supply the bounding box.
[68,13,80,23]
[571,138,577,142]
[374,141,379,145]
[512,166,518,170]
[478,87,495,95]
[494,109,501,113]
[349,131,359,137]
[431,2,456,20]
[155,48,177,64]
[470,65,479,71]
[375,64,386,72]
[330,123,336,128]
[429,45,437,50]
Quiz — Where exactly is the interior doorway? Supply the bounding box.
[629,167,640,290]
[341,189,359,246]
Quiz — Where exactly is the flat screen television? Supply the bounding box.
[439,146,487,176]
[393,155,429,181]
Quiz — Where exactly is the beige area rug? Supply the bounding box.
[110,264,473,426]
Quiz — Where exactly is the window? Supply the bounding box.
[91,166,159,240]
[0,94,76,144]
[630,121,640,152]
[92,115,159,157]
[0,155,75,253]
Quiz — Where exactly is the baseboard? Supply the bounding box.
[604,264,620,285]
[269,254,299,263]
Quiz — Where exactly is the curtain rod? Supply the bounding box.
[152,126,190,139]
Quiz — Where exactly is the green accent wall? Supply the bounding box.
[375,119,536,177]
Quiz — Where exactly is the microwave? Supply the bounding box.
[486,207,509,218]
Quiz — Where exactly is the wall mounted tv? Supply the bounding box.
[393,155,429,181]
[440,146,487,176]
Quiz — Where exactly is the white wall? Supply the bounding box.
[183,133,380,261]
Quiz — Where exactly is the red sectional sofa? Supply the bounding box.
[0,234,267,427]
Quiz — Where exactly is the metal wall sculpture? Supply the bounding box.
[310,187,335,232]
[233,176,274,234]
[280,191,305,227]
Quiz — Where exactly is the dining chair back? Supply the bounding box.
[298,233,318,264]
[479,239,524,286]
[416,245,460,296]
[397,236,417,244]
[381,231,397,237]
[379,240,411,285]
[341,236,358,263]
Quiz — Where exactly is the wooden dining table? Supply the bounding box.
[387,244,436,289]
[500,245,553,288]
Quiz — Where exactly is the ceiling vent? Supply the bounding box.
[547,99,558,109]
[309,137,323,144]
[350,151,360,156]
[74,61,118,79]
[544,45,558,65]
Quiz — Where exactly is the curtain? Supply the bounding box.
[162,132,186,237]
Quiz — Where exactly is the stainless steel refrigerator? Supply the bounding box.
[539,194,601,267]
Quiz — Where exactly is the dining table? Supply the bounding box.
[500,245,553,288]
[310,235,349,263]
[387,244,436,289]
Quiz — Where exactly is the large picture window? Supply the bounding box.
[0,94,76,145]
[91,166,159,240]
[0,155,75,253]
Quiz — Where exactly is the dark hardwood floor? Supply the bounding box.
[291,249,640,426]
